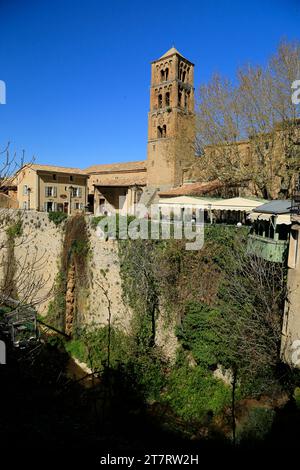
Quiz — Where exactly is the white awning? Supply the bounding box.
[158,196,216,208]
[158,196,266,211]
[249,212,272,222]
[209,197,266,212]
[276,214,292,225]
[249,212,292,225]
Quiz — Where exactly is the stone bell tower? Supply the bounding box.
[147,47,195,189]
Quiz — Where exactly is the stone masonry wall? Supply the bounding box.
[0,209,177,359]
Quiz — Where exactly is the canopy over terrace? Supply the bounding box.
[250,200,292,226]
[158,196,266,224]
[209,197,267,211]
[247,200,292,261]
[158,196,216,207]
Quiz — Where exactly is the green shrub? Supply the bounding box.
[165,363,231,422]
[66,325,165,401]
[65,338,87,363]
[176,301,222,368]
[48,211,68,226]
[127,350,166,401]
[68,326,131,371]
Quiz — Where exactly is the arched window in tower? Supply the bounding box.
[158,94,163,108]
[157,125,167,138]
[165,92,170,107]
[178,89,182,107]
[182,70,186,82]
[165,68,169,81]
[178,66,182,80]
[160,70,165,81]
[184,91,189,110]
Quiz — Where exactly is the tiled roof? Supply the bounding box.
[156,47,193,64]
[29,164,88,176]
[159,180,223,197]
[91,173,147,187]
[85,160,146,174]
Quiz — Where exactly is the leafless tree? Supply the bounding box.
[213,247,286,443]
[0,143,50,311]
[191,41,300,198]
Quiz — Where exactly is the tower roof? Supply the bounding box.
[154,47,194,64]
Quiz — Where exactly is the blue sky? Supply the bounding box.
[0,0,299,168]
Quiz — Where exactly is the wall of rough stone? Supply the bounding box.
[0,209,63,315]
[84,233,132,332]
[0,209,177,359]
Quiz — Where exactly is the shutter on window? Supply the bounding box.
[44,202,48,212]
[53,202,57,211]
[53,187,57,197]
[45,187,48,197]
[23,185,27,195]
[78,187,82,197]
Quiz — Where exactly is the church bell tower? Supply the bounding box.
[147,47,195,189]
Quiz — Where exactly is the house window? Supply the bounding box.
[165,68,169,81]
[72,187,82,197]
[70,175,74,182]
[160,70,165,81]
[23,185,28,195]
[45,186,57,197]
[53,174,57,180]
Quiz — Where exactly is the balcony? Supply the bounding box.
[247,234,288,263]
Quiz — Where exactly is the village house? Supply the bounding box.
[85,160,147,215]
[11,164,89,215]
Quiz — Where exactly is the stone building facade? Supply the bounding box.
[147,47,196,189]
[12,164,89,215]
[86,160,147,215]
